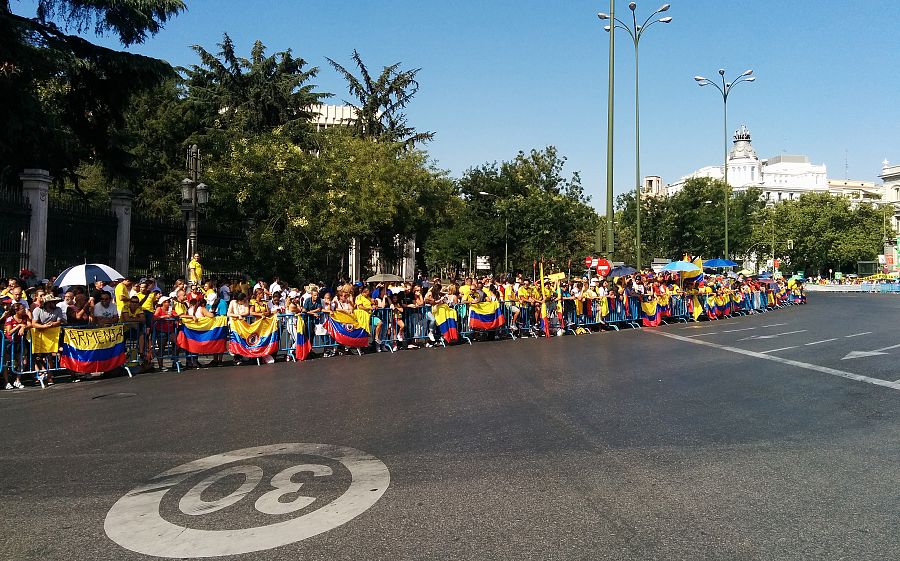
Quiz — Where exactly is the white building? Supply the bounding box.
[880,160,900,233]
[308,103,358,131]
[666,125,828,204]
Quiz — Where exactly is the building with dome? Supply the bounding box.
[665,125,828,204]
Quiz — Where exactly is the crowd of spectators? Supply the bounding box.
[1,254,802,389]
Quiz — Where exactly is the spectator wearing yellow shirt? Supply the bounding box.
[115,278,134,312]
[188,253,203,286]
[354,286,383,346]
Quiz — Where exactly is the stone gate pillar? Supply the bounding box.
[110,189,133,275]
[19,169,51,279]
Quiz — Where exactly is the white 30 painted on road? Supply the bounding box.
[104,443,390,558]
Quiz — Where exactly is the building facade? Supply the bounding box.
[666,125,828,204]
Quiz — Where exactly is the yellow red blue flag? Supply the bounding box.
[60,325,126,373]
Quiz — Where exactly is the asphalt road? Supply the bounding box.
[1,293,898,561]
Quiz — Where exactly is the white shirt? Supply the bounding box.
[93,302,118,319]
[268,282,282,294]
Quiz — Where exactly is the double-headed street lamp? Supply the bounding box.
[694,68,756,259]
[599,2,672,270]
[181,144,209,279]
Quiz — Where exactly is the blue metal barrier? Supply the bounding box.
[150,317,185,372]
[668,295,690,322]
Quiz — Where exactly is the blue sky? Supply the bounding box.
[16,0,900,211]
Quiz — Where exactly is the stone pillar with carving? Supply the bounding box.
[110,189,133,275]
[19,169,51,279]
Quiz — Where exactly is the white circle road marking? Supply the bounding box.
[104,443,390,558]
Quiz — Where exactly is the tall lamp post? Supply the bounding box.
[599,3,672,270]
[694,68,756,259]
[478,191,509,274]
[181,144,209,279]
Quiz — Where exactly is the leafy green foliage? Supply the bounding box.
[614,177,764,264]
[1,1,181,183]
[184,34,327,149]
[427,147,599,274]
[750,193,887,275]
[326,50,434,147]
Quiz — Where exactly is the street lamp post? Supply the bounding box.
[181,144,209,280]
[599,3,672,270]
[694,68,756,259]
[478,191,509,274]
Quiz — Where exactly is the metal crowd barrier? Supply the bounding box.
[6,334,65,387]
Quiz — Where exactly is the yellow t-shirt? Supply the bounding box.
[115,283,129,311]
[458,285,471,300]
[137,291,158,313]
[120,306,143,323]
[354,294,373,311]
[170,300,187,316]
[188,259,203,283]
[517,287,530,301]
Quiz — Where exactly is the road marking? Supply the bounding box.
[647,330,900,392]
[721,327,757,333]
[761,323,788,328]
[739,330,807,341]
[686,332,719,337]
[844,332,872,338]
[105,443,390,558]
[805,338,838,346]
[759,346,797,354]
[842,342,900,360]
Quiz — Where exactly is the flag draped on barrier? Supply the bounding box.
[60,325,126,373]
[640,298,662,327]
[469,301,505,330]
[295,316,312,361]
[31,326,60,354]
[326,311,370,348]
[229,316,279,358]
[433,304,459,343]
[177,316,228,354]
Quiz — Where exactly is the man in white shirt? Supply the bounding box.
[268,276,282,295]
[92,291,119,325]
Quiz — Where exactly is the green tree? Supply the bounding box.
[326,50,433,147]
[206,128,450,282]
[184,34,328,151]
[432,147,599,274]
[1,0,184,180]
[750,193,884,276]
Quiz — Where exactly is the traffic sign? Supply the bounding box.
[584,256,593,268]
[596,258,612,277]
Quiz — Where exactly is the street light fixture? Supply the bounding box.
[599,2,672,270]
[477,191,509,274]
[694,68,756,259]
[181,144,209,279]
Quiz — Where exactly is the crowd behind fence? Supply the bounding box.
[2,284,805,389]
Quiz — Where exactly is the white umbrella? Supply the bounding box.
[53,263,125,287]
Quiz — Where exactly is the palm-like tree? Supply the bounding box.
[326,50,433,147]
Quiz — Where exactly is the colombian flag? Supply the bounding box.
[60,325,126,373]
[229,316,279,358]
[295,316,312,361]
[433,304,459,343]
[641,299,662,327]
[177,316,228,354]
[469,301,505,330]
[657,293,671,318]
[326,310,370,348]
[683,255,704,283]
